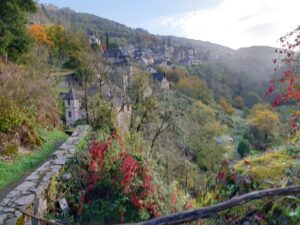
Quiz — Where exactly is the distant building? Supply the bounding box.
[64,89,85,125]
[151,73,170,90]
[63,85,132,131]
[88,33,101,47]
[145,65,157,73]
[162,37,174,60]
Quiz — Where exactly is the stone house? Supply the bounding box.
[63,85,132,131]
[64,89,86,125]
[151,72,170,90]
[88,32,102,48]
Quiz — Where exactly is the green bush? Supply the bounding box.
[237,139,251,158]
[0,97,29,132]
[87,95,116,130]
[197,142,227,171]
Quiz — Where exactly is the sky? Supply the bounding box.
[38,0,300,49]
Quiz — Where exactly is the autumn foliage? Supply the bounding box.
[60,131,190,224]
[27,24,54,46]
[264,25,300,131]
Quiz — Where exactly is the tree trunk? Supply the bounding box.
[136,185,300,225]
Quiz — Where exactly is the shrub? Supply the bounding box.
[86,94,116,130]
[0,63,61,129]
[219,97,235,115]
[0,97,29,132]
[197,142,227,171]
[237,139,251,158]
[53,131,189,224]
[176,76,213,103]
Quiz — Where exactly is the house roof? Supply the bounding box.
[152,73,166,82]
[115,58,130,66]
[102,49,126,58]
[64,89,79,100]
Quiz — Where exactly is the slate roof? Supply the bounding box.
[64,89,79,100]
[102,49,126,58]
[152,73,166,82]
[115,58,130,66]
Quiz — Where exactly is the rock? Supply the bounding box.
[59,198,69,212]
[6,217,17,225]
[14,210,22,218]
[62,173,71,181]
[42,171,55,182]
[49,165,61,173]
[52,157,68,165]
[15,194,35,206]
[34,182,47,197]
[0,213,8,224]
[16,181,36,191]
[0,198,11,205]
[3,208,15,213]
[25,172,40,181]
[36,161,51,172]
[6,190,21,198]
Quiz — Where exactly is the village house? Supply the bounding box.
[151,72,170,90]
[64,89,85,125]
[88,32,102,48]
[63,85,132,131]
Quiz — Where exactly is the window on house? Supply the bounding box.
[68,111,72,118]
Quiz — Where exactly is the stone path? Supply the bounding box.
[0,125,90,225]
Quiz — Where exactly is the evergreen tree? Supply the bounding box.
[237,139,251,158]
[0,0,36,62]
[105,31,110,50]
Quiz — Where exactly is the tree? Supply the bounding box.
[237,139,251,158]
[248,104,279,142]
[27,24,54,46]
[128,72,158,134]
[0,0,36,62]
[266,25,300,105]
[234,96,245,110]
[159,66,189,83]
[105,31,110,50]
[266,25,300,130]
[182,101,227,171]
[219,97,235,115]
[245,104,281,150]
[176,76,213,103]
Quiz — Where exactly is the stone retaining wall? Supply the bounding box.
[0,125,90,225]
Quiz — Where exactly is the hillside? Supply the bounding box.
[32,4,277,82]
[2,1,300,224]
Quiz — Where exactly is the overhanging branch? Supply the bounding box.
[135,185,300,225]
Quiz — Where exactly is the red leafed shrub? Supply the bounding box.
[60,131,188,224]
[266,26,300,128]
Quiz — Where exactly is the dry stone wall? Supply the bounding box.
[0,125,90,225]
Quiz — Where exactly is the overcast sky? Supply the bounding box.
[38,0,299,49]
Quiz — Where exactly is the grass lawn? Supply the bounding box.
[0,129,68,191]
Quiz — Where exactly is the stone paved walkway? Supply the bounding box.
[0,125,90,225]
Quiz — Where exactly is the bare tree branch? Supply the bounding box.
[14,207,63,225]
[121,185,300,225]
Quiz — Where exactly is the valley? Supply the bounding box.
[0,1,299,225]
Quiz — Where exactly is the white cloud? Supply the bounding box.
[147,0,300,49]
